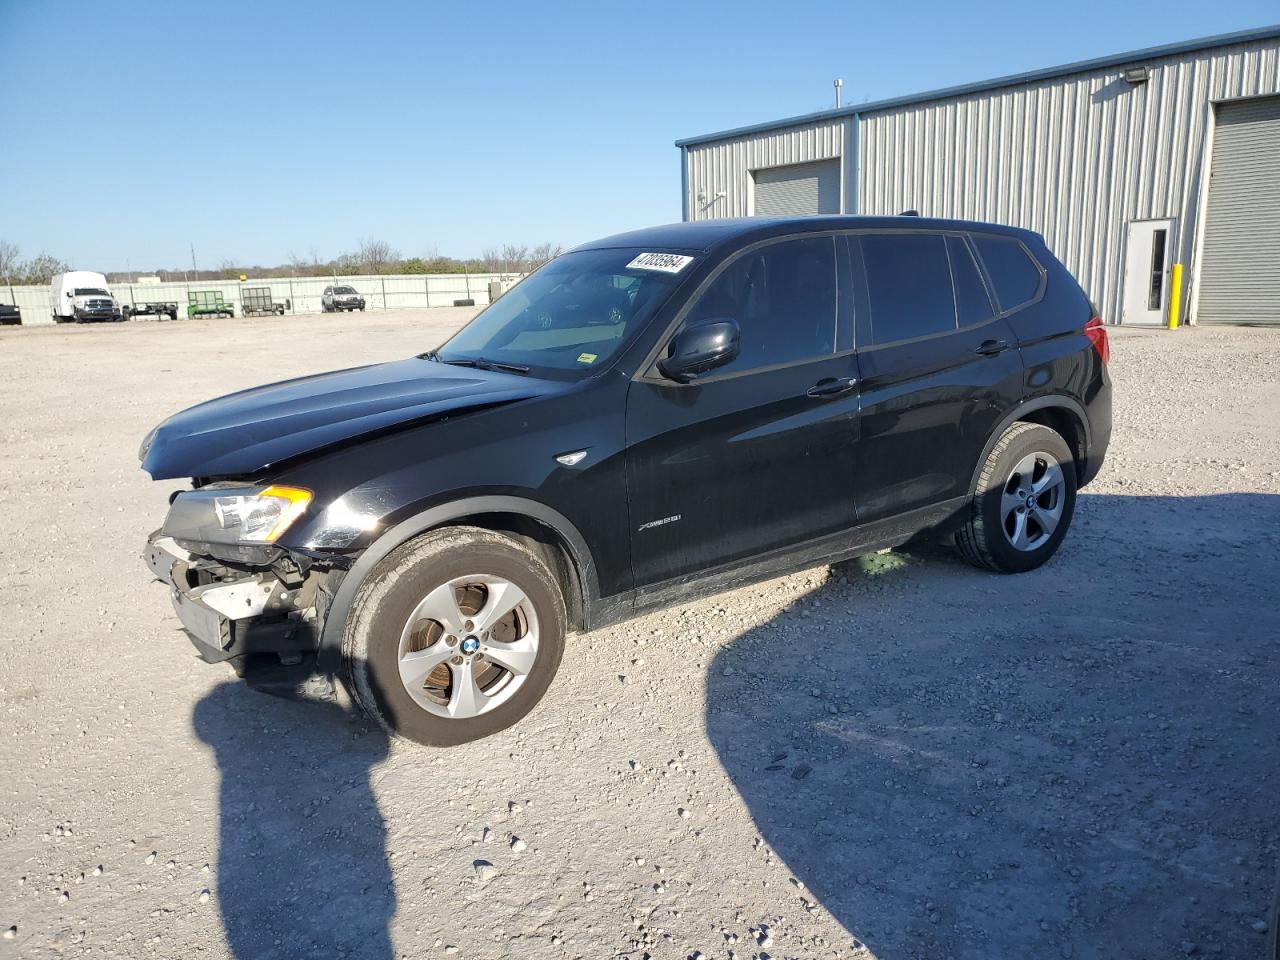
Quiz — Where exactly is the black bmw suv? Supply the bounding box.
[141,216,1111,746]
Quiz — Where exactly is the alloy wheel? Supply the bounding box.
[1000,451,1066,552]
[397,574,540,719]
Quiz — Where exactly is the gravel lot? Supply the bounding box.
[1,311,1278,960]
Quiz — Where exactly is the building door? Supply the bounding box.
[1197,95,1280,325]
[751,159,841,217]
[1121,219,1174,326]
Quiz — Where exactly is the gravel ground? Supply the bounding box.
[0,312,1277,960]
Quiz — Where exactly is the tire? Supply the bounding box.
[343,526,567,746]
[956,421,1077,574]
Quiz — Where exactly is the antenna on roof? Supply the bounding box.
[900,209,920,216]
[834,78,844,109]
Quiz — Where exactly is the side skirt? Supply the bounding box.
[585,497,969,630]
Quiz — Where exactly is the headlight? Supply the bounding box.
[138,425,159,463]
[163,485,313,546]
[212,486,313,543]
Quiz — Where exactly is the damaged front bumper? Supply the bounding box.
[143,531,337,698]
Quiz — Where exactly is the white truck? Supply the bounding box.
[50,271,124,323]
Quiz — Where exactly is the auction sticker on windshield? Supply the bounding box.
[626,252,694,274]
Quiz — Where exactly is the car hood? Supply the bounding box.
[141,357,561,480]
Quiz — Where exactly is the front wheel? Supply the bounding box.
[343,527,567,746]
[956,422,1077,573]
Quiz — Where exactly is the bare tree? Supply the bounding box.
[527,242,563,270]
[480,247,501,272]
[499,243,529,273]
[0,241,18,285]
[357,237,399,275]
[333,252,361,276]
[15,253,71,285]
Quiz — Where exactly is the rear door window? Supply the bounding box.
[858,233,957,344]
[947,236,996,327]
[683,235,837,374]
[971,235,1043,312]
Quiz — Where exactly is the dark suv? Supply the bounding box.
[141,217,1111,746]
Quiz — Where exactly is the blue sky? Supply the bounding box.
[1,0,1274,271]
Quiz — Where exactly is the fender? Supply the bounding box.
[315,495,600,673]
[968,395,1091,496]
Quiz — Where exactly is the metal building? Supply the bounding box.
[676,26,1280,326]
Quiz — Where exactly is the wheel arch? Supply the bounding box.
[969,396,1091,497]
[316,496,599,674]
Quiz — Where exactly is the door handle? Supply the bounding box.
[806,376,858,399]
[974,339,1010,356]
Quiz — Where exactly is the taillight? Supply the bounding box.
[1085,315,1109,365]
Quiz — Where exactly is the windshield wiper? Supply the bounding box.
[436,356,531,374]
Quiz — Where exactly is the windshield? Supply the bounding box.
[436,248,693,379]
[74,288,110,296]
[334,286,356,294]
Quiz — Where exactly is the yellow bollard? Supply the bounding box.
[1168,263,1184,329]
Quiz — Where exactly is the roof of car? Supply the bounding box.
[575,216,1037,255]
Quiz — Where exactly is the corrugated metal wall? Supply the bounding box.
[684,35,1280,324]
[858,37,1280,324]
[685,117,847,219]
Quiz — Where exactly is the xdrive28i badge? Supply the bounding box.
[638,514,682,532]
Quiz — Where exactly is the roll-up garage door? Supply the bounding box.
[1197,95,1280,324]
[752,159,841,217]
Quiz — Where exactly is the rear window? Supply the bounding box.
[859,233,956,344]
[972,235,1042,311]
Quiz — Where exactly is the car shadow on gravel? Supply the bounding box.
[194,681,393,960]
[706,493,1280,960]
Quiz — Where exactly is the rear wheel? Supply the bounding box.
[956,421,1076,573]
[343,526,567,746]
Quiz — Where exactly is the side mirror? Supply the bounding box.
[657,318,740,383]
[65,291,73,297]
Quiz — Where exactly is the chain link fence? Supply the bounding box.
[0,272,523,325]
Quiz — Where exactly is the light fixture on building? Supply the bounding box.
[1122,65,1150,85]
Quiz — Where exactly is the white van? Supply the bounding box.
[51,271,123,323]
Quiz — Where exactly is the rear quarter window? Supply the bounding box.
[972,235,1043,312]
[946,236,995,328]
